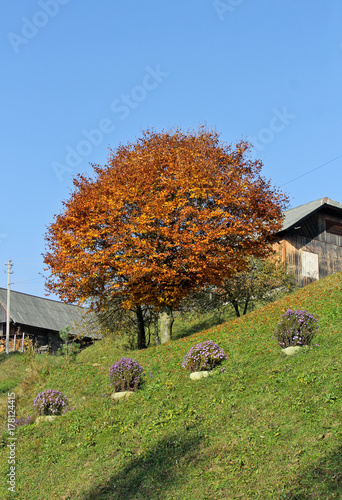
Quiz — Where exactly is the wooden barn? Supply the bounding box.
[274,197,342,287]
[0,288,101,354]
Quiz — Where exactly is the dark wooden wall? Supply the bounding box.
[275,209,342,287]
[0,324,62,354]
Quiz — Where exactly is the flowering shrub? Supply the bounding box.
[33,389,70,416]
[182,340,228,372]
[109,357,143,392]
[14,416,33,428]
[273,309,319,348]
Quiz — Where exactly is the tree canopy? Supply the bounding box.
[44,127,288,342]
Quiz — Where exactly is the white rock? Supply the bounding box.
[35,415,58,425]
[282,346,302,356]
[111,391,134,400]
[190,371,209,380]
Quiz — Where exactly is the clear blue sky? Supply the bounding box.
[1,0,342,299]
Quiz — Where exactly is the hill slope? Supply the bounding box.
[1,272,342,499]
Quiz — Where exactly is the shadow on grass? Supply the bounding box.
[172,315,226,341]
[0,352,7,367]
[0,351,21,365]
[80,429,203,500]
[283,445,342,499]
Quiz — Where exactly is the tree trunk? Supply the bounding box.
[159,306,174,344]
[232,299,241,318]
[136,305,146,349]
[154,313,160,345]
[242,296,250,316]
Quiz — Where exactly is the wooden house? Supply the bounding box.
[0,288,101,353]
[274,197,342,287]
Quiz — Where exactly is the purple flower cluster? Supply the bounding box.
[182,340,228,373]
[273,309,319,348]
[109,357,143,392]
[33,389,70,416]
[14,416,33,428]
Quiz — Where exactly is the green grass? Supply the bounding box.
[0,352,27,396]
[0,272,342,499]
[172,305,235,340]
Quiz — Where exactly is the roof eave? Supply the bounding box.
[278,199,342,234]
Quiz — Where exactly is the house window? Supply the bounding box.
[301,251,319,280]
[326,220,342,236]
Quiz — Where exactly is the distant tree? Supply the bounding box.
[216,256,296,317]
[57,326,80,360]
[44,127,288,346]
[98,298,159,349]
[178,286,225,322]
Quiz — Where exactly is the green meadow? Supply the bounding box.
[0,272,342,499]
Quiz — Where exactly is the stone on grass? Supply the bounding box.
[35,415,58,425]
[190,371,209,380]
[282,346,303,356]
[111,391,134,400]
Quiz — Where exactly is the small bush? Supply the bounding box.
[109,357,143,392]
[273,309,319,348]
[22,338,37,364]
[182,340,228,372]
[57,326,80,360]
[33,389,70,416]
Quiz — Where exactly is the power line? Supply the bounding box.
[280,153,342,187]
[12,277,45,285]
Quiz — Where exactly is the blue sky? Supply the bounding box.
[1,0,342,299]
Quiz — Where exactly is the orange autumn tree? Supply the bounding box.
[44,127,288,347]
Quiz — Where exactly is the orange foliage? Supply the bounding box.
[44,127,288,311]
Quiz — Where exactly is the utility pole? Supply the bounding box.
[5,260,13,355]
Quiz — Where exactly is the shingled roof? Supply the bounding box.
[0,288,93,335]
[280,197,342,233]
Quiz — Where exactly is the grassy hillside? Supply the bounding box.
[1,272,342,499]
